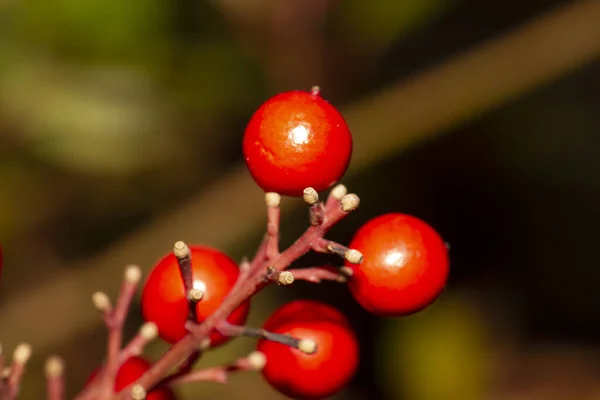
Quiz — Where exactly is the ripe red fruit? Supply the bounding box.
[86,357,176,399]
[346,213,449,317]
[141,245,250,345]
[257,300,359,400]
[243,88,353,196]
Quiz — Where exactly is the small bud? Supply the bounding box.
[246,351,267,370]
[339,266,354,277]
[265,192,281,207]
[188,289,204,302]
[139,322,158,340]
[173,241,190,258]
[277,271,294,286]
[92,291,111,312]
[298,339,317,355]
[302,187,319,205]
[45,356,64,378]
[199,338,212,351]
[13,343,32,365]
[344,249,364,264]
[340,193,360,212]
[131,384,147,400]
[125,265,142,284]
[329,184,348,200]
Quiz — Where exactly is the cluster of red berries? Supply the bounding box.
[1,87,449,400]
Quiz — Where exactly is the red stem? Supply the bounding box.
[109,203,351,399]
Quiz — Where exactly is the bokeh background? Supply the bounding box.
[2,0,600,398]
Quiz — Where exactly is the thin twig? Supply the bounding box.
[167,351,267,386]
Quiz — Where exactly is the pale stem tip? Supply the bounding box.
[45,356,64,378]
[310,86,321,96]
[131,384,147,400]
[330,184,348,200]
[139,322,159,340]
[92,291,111,311]
[265,192,281,207]
[246,351,267,370]
[188,289,204,302]
[302,187,319,205]
[199,338,212,351]
[13,343,32,365]
[298,339,317,355]
[340,193,360,212]
[125,265,142,283]
[277,271,294,286]
[345,249,364,264]
[339,266,354,277]
[173,241,190,258]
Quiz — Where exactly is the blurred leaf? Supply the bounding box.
[0,57,179,176]
[174,40,265,118]
[14,0,170,62]
[377,291,492,400]
[334,0,454,52]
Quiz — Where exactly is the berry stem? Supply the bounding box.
[216,322,313,353]
[266,201,280,260]
[45,356,65,400]
[108,192,357,399]
[118,323,158,364]
[166,351,266,386]
[288,266,350,283]
[7,343,31,399]
[100,266,141,399]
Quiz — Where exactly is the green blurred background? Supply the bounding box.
[2,0,600,398]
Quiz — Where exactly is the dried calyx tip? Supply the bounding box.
[277,271,294,286]
[246,351,267,370]
[188,289,204,302]
[45,356,64,377]
[265,192,281,207]
[303,187,319,205]
[92,291,111,311]
[125,265,142,283]
[330,184,348,200]
[173,241,190,258]
[199,338,212,351]
[131,384,147,399]
[345,249,364,264]
[298,339,317,355]
[139,322,158,340]
[13,343,32,365]
[340,193,360,212]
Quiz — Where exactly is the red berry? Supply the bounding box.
[257,300,359,400]
[141,245,250,345]
[346,213,449,317]
[86,357,176,400]
[243,88,353,196]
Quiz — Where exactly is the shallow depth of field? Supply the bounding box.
[1,0,600,398]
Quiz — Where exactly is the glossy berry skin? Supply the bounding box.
[141,245,250,345]
[86,357,176,400]
[258,300,359,400]
[346,213,449,317]
[243,89,353,196]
